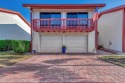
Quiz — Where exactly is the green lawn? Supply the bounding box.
[0,51,32,68]
[99,56,125,67]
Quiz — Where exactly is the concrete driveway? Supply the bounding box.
[0,55,125,83]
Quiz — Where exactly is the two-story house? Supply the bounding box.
[23,4,105,53]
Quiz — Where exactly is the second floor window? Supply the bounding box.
[40,13,61,26]
[67,13,88,26]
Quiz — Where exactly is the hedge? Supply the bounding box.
[0,40,12,51]
[0,40,30,54]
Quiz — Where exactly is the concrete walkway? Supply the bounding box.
[97,50,114,55]
[0,55,124,83]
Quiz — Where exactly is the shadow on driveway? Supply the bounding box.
[0,57,117,83]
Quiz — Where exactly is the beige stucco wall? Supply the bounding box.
[98,10,123,51]
[0,12,31,40]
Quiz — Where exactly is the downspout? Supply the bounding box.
[25,6,34,53]
[95,20,98,49]
[27,7,33,53]
[95,6,99,50]
[30,12,33,52]
[122,8,125,52]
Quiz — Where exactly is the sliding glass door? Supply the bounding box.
[67,13,88,26]
[40,13,51,26]
[40,13,61,26]
[51,13,61,26]
[67,13,77,26]
[40,12,88,28]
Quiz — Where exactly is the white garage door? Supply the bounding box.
[65,35,88,53]
[41,35,62,53]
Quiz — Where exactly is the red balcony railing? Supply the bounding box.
[33,18,96,32]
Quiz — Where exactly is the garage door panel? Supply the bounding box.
[41,41,61,43]
[66,36,86,39]
[66,44,87,47]
[65,41,87,43]
[41,36,61,39]
[41,35,62,53]
[40,35,88,53]
[65,41,87,44]
[67,48,87,53]
[41,39,62,42]
[41,48,61,53]
[41,43,61,47]
[41,36,62,43]
[41,42,62,44]
[65,35,88,53]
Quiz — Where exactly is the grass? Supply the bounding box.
[0,50,15,55]
[0,51,32,68]
[99,56,125,67]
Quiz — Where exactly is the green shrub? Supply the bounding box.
[11,40,30,54]
[0,40,30,54]
[0,40,12,51]
[0,40,6,51]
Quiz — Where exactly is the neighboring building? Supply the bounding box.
[23,4,105,53]
[98,5,125,52]
[0,8,31,41]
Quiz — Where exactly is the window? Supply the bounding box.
[77,13,88,26]
[40,13,51,19]
[67,13,88,26]
[67,13,77,18]
[51,13,61,26]
[40,13,61,26]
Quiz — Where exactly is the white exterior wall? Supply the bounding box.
[88,31,96,53]
[98,10,123,51]
[32,12,41,51]
[32,31,40,51]
[32,9,96,53]
[0,24,30,40]
[0,12,31,40]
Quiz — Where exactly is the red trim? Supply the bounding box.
[95,21,98,49]
[99,5,125,18]
[33,18,95,32]
[122,8,125,52]
[30,12,33,52]
[23,4,106,9]
[0,8,31,27]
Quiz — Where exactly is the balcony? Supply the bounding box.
[33,18,96,32]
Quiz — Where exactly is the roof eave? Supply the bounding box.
[99,4,125,18]
[23,4,106,9]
